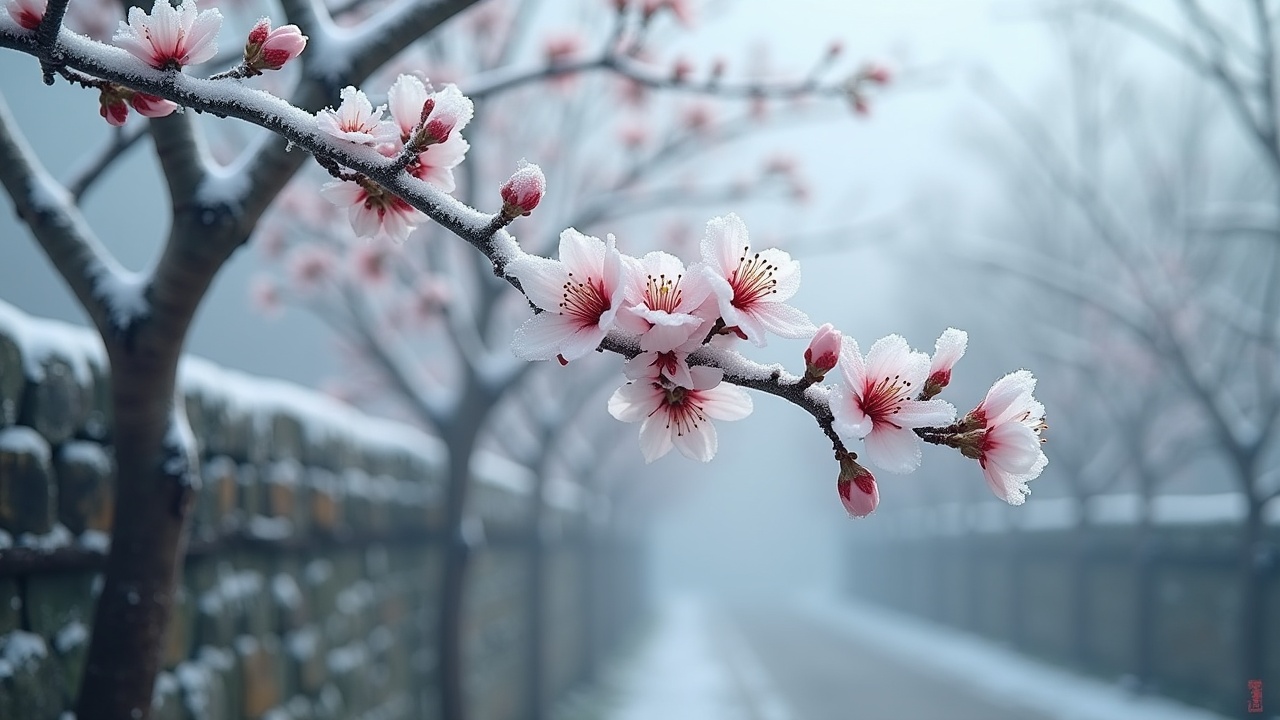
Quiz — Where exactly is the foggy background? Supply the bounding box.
[4,1,1274,718]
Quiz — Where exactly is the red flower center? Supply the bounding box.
[560,272,610,326]
[861,374,913,427]
[729,246,777,308]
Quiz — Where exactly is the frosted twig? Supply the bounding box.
[68,125,151,203]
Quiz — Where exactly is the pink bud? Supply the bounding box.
[500,160,546,218]
[246,19,307,71]
[98,90,129,127]
[827,39,844,58]
[247,17,271,46]
[418,97,435,125]
[837,455,878,518]
[7,0,45,30]
[804,323,841,378]
[129,92,178,119]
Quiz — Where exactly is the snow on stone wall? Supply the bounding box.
[0,300,631,720]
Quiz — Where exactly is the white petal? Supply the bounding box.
[747,301,815,340]
[183,8,222,65]
[982,370,1036,424]
[829,385,872,440]
[688,366,724,390]
[506,254,567,313]
[608,382,662,422]
[558,228,604,278]
[755,247,801,302]
[893,399,956,429]
[673,419,717,462]
[700,213,749,278]
[985,422,1043,476]
[388,74,428,136]
[558,325,607,361]
[638,415,673,462]
[930,327,968,372]
[510,313,580,361]
[837,336,866,397]
[862,425,923,474]
[698,384,752,421]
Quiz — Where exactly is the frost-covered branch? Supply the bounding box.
[0,93,141,336]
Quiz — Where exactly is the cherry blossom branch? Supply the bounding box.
[0,94,133,337]
[66,123,150,202]
[0,19,963,472]
[33,0,70,82]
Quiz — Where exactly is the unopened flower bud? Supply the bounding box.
[130,92,178,119]
[244,18,307,72]
[804,323,841,381]
[922,327,966,400]
[500,160,546,219]
[98,87,130,127]
[837,453,878,518]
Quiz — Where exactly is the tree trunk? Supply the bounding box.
[75,353,191,720]
[437,390,488,720]
[1133,500,1156,689]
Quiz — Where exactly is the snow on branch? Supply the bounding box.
[0,94,147,335]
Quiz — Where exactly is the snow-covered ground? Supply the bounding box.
[798,594,1232,720]
[602,593,1232,720]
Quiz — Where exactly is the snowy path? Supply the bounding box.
[603,594,1231,720]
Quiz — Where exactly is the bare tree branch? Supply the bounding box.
[0,93,133,337]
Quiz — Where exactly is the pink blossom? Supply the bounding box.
[386,76,472,191]
[681,102,714,133]
[113,0,222,69]
[249,275,281,317]
[923,327,966,399]
[804,323,841,379]
[965,370,1048,505]
[500,160,546,217]
[421,83,473,145]
[837,455,878,518]
[245,18,306,71]
[616,250,712,352]
[320,180,425,242]
[286,245,334,295]
[317,86,397,146]
[129,92,178,118]
[608,366,752,462]
[387,74,432,139]
[348,239,396,284]
[699,213,813,346]
[507,229,635,363]
[6,0,45,30]
[830,335,956,473]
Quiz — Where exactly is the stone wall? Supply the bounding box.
[0,301,643,720]
[844,506,1280,718]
